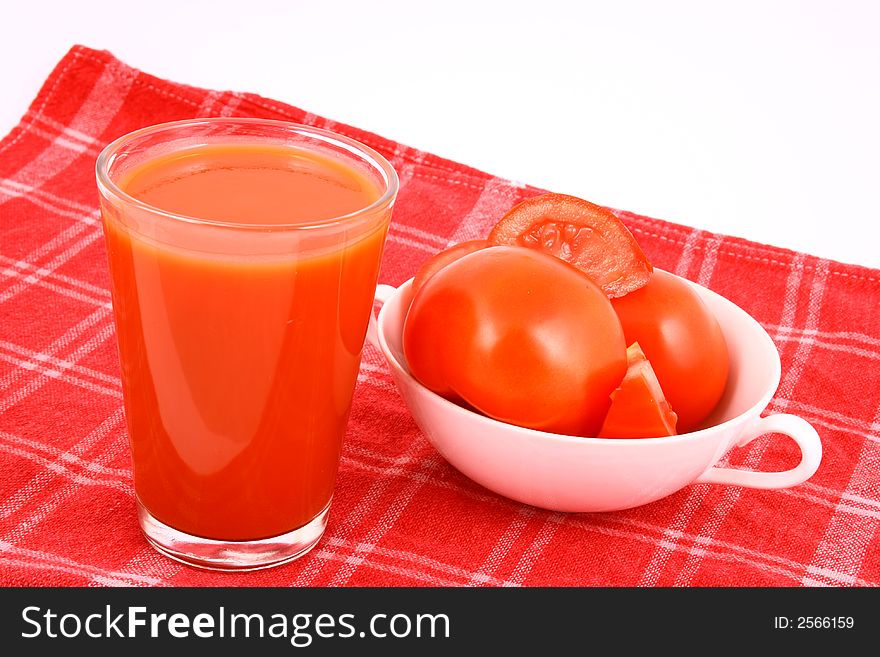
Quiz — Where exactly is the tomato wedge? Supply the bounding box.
[487,193,652,298]
[597,342,678,438]
[411,239,491,296]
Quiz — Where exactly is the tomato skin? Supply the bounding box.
[598,342,678,439]
[610,270,729,432]
[488,193,653,298]
[411,240,491,296]
[403,246,628,437]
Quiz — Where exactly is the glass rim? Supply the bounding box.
[95,117,399,231]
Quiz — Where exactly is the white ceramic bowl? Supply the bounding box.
[367,274,821,513]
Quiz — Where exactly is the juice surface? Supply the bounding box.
[103,143,388,541]
[123,143,377,225]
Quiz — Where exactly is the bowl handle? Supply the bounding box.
[694,414,822,489]
[366,284,399,350]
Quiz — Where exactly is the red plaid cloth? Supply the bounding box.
[1,45,878,587]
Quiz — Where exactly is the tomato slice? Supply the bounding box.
[487,193,652,298]
[411,239,491,296]
[597,342,678,438]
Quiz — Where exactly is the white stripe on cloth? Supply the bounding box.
[766,325,880,349]
[505,513,563,586]
[0,340,119,386]
[447,176,523,244]
[6,123,102,157]
[559,512,877,587]
[781,481,880,518]
[696,234,724,287]
[0,178,101,217]
[388,142,428,194]
[0,351,121,399]
[194,90,244,119]
[297,112,338,133]
[0,227,103,305]
[343,442,443,471]
[801,563,880,588]
[770,253,808,357]
[1,255,112,301]
[775,259,832,408]
[0,555,159,587]
[308,545,502,587]
[801,398,880,586]
[0,217,96,275]
[0,436,132,562]
[466,507,534,586]
[339,453,508,509]
[769,398,880,441]
[802,481,880,511]
[384,229,441,254]
[667,258,831,587]
[195,90,225,118]
[389,223,450,249]
[323,536,517,587]
[0,269,111,307]
[773,334,880,361]
[0,442,131,494]
[29,113,100,146]
[0,540,160,586]
[88,544,184,586]
[0,57,136,206]
[0,305,113,398]
[292,438,434,587]
[673,228,705,278]
[325,472,430,586]
[0,407,126,523]
[0,429,130,477]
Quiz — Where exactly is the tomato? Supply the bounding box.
[610,269,729,432]
[403,246,627,437]
[411,239,491,296]
[597,343,678,438]
[487,193,653,298]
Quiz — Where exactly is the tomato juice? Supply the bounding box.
[99,129,394,544]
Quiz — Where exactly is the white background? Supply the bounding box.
[2,0,878,268]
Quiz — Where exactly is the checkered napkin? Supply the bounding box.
[1,45,878,587]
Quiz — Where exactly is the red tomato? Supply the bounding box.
[610,269,729,432]
[403,246,627,437]
[488,193,653,298]
[411,239,491,296]
[597,343,678,438]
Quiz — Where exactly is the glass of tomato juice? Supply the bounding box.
[96,118,398,570]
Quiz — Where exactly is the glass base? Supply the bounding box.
[137,498,330,572]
